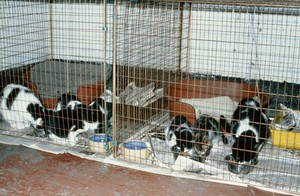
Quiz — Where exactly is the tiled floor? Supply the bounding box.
[0,143,291,195]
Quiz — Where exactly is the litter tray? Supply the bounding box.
[270,111,300,150]
[270,129,300,150]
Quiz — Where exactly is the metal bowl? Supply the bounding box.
[225,154,257,175]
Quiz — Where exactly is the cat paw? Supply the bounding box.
[34,118,44,126]
[68,132,79,146]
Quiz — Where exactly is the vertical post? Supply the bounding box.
[103,0,108,136]
[49,0,53,59]
[176,2,184,80]
[186,3,192,77]
[112,0,118,158]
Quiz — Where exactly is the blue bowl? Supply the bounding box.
[123,141,147,150]
[90,134,112,143]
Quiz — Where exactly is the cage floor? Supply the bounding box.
[0,143,289,196]
[0,115,299,194]
[137,127,300,194]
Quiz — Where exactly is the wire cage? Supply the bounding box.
[113,0,190,157]
[1,0,300,194]
[113,0,300,194]
[0,0,114,153]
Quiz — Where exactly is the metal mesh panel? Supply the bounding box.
[113,1,190,161]
[0,0,113,153]
[1,0,300,194]
[114,1,300,194]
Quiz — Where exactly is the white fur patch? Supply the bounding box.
[235,118,259,143]
[98,105,106,115]
[246,100,259,110]
[48,133,69,145]
[67,100,82,110]
[165,126,176,148]
[83,121,99,133]
[55,102,62,111]
[32,118,44,128]
[67,131,80,146]
[0,84,42,129]
[88,100,96,107]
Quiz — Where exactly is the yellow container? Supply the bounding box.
[270,110,300,150]
[270,128,300,150]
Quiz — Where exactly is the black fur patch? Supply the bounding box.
[57,93,78,109]
[27,103,44,120]
[7,88,20,109]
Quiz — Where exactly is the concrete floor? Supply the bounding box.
[0,143,291,196]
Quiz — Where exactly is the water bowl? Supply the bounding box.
[225,154,256,175]
[122,141,150,161]
[88,134,112,153]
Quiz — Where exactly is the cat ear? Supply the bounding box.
[279,103,290,112]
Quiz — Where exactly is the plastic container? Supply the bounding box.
[270,110,300,150]
[270,129,300,150]
[88,134,112,153]
[121,141,150,161]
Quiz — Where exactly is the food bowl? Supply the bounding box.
[88,134,112,153]
[225,154,257,175]
[121,141,150,161]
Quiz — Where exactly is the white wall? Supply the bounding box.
[2,2,299,83]
[1,1,50,71]
[188,7,300,83]
[51,3,113,63]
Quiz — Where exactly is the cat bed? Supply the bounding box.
[168,80,269,125]
[30,59,113,108]
[179,96,239,122]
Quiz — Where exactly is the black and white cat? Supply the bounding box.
[165,115,196,161]
[42,94,109,146]
[76,97,108,134]
[228,97,270,166]
[193,114,228,162]
[43,107,86,146]
[0,83,45,129]
[165,114,229,163]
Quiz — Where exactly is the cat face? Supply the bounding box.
[27,103,45,129]
[166,116,197,161]
[55,93,81,111]
[193,115,222,162]
[279,104,297,129]
[166,116,191,149]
